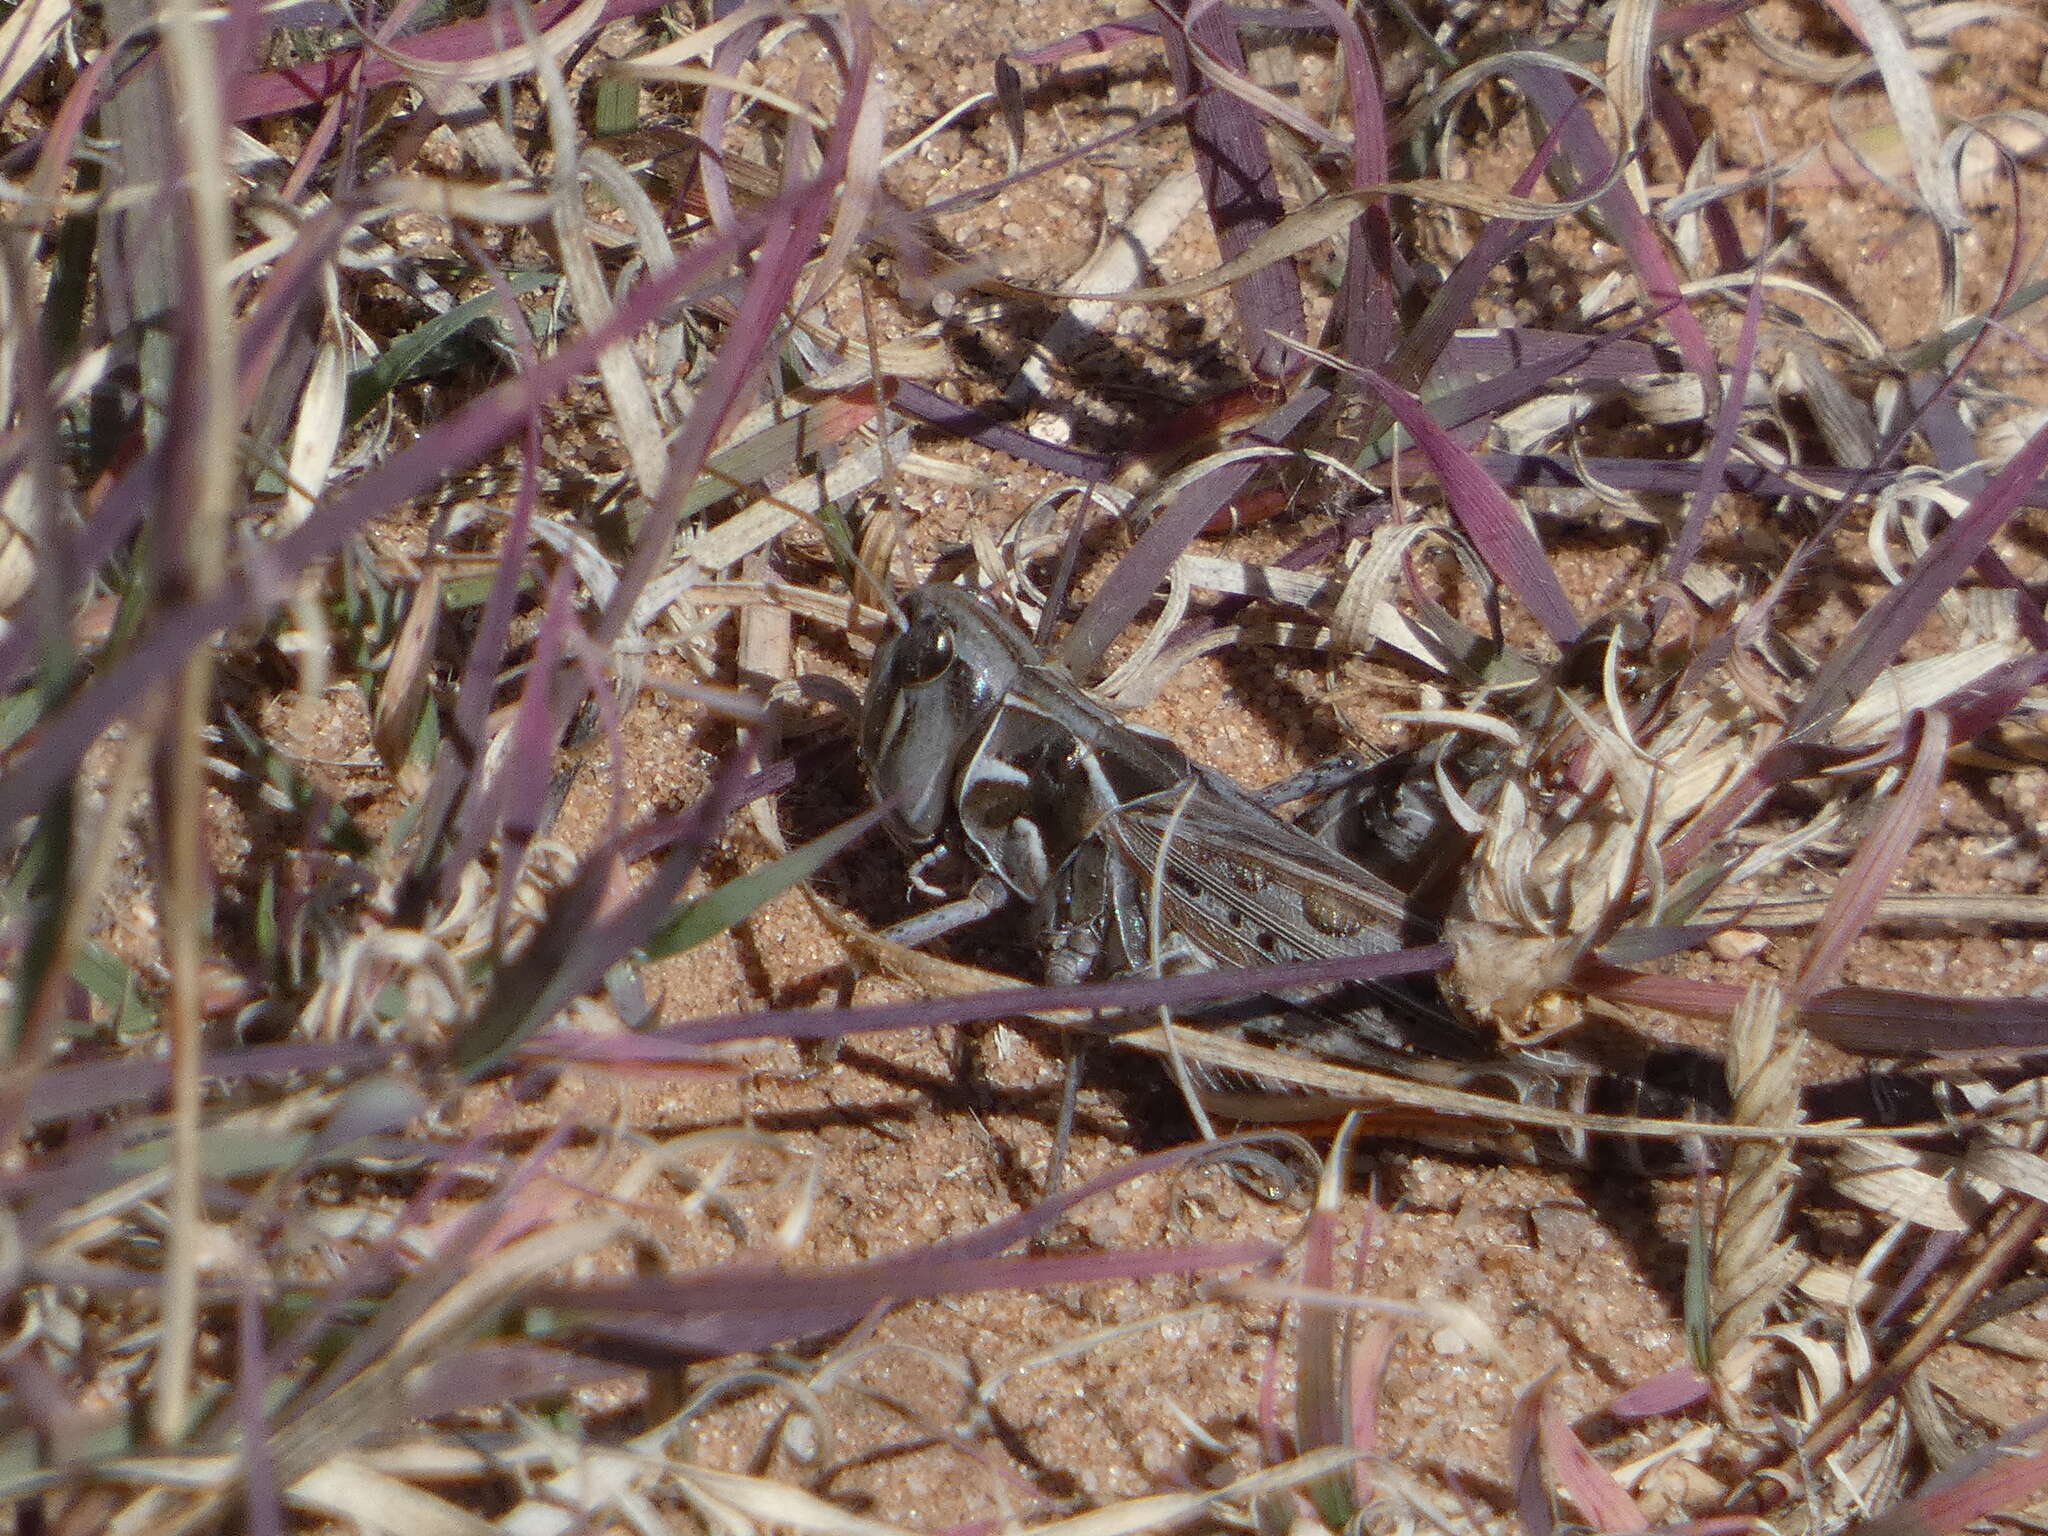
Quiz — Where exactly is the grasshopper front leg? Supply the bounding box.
[881,871,1015,949]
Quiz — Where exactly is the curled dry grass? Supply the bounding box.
[0,0,2046,1529]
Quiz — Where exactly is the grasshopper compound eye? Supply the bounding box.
[897,620,954,689]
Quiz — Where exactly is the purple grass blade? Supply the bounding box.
[1586,964,2048,1056]
[1059,388,1328,673]
[499,564,581,844]
[1609,1368,1711,1419]
[695,11,779,227]
[546,939,1455,1053]
[226,0,674,119]
[1801,987,2048,1057]
[1009,17,1167,62]
[1540,1391,1652,1533]
[1687,647,2048,862]
[1010,6,1357,67]
[1420,308,1682,442]
[450,354,547,759]
[544,1240,1277,1359]
[1663,266,1764,589]
[1506,64,1720,394]
[1293,0,1394,370]
[532,1135,1284,1356]
[450,747,851,1075]
[915,99,1193,226]
[1293,1169,1344,1462]
[1647,73,1745,276]
[1792,711,1950,1000]
[237,1270,283,1536]
[1780,417,2048,746]
[1465,451,2048,510]
[1942,653,2048,744]
[889,380,1119,480]
[596,23,873,645]
[1872,1231,1962,1333]
[0,1043,385,1131]
[1157,1,1305,382]
[1842,1436,2048,1536]
[1652,1,1762,39]
[1356,369,1581,645]
[0,184,807,831]
[1907,373,1989,503]
[1389,94,1580,393]
[1438,331,1677,380]
[1902,374,2048,652]
[1509,1375,1558,1536]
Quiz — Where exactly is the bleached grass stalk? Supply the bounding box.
[151,0,242,1447]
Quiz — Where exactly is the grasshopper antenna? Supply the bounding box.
[1032,480,1106,652]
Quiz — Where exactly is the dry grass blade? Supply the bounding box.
[0,0,65,114]
[1041,174,1626,311]
[1787,1192,2048,1485]
[286,1458,502,1536]
[1834,0,1969,238]
[149,1216,626,1536]
[138,0,245,1445]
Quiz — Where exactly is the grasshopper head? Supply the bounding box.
[860,584,1033,843]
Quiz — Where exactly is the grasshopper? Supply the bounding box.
[860,581,1728,1163]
